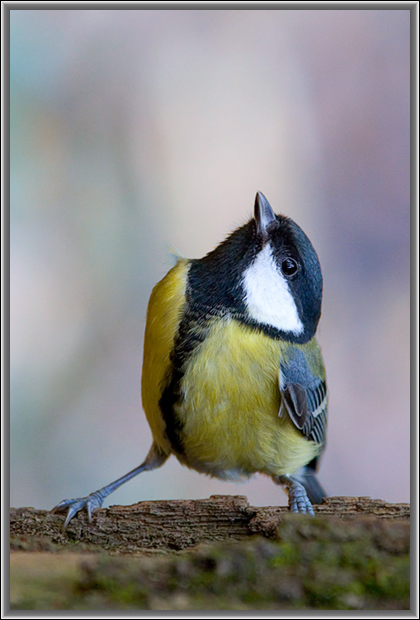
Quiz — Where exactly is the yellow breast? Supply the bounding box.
[176,319,320,477]
[141,260,320,479]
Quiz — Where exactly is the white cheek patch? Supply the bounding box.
[242,244,304,335]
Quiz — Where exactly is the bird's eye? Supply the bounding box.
[281,257,298,277]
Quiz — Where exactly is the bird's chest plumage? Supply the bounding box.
[141,259,321,480]
[173,319,317,478]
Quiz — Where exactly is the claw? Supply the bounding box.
[289,483,315,515]
[274,474,316,515]
[51,447,169,532]
[51,491,104,531]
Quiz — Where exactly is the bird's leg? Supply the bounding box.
[51,443,169,531]
[273,473,315,515]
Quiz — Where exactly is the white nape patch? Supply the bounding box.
[243,244,304,335]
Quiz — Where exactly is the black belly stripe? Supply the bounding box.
[159,307,212,456]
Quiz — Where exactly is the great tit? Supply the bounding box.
[53,191,328,529]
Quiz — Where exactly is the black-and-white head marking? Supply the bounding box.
[242,192,322,343]
[187,192,322,344]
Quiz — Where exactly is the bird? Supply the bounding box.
[53,191,328,530]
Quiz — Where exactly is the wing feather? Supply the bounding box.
[279,345,328,447]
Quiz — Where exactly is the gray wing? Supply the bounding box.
[280,347,328,448]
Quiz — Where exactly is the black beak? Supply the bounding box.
[254,191,277,238]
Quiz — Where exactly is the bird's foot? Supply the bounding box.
[51,490,105,531]
[274,474,315,515]
[288,480,315,515]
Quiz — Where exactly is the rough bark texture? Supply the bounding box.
[11,495,409,553]
[10,496,411,611]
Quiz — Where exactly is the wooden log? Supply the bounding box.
[10,495,410,554]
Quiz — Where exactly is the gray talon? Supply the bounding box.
[52,491,105,530]
[289,482,315,514]
[274,474,316,515]
[52,448,169,531]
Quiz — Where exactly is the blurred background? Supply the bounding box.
[10,9,410,510]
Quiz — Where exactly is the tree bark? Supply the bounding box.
[10,495,410,554]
